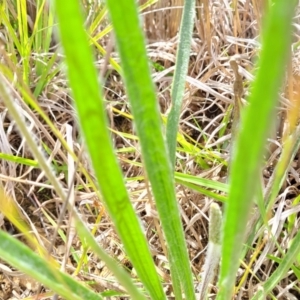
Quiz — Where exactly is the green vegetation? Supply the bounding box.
[0,0,300,299]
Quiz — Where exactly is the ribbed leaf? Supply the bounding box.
[105,0,195,298]
[216,1,297,299]
[166,0,196,168]
[55,1,165,298]
[0,230,103,300]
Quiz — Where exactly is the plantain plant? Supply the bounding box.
[0,0,299,299]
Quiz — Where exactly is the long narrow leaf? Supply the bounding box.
[0,230,103,300]
[74,215,147,299]
[216,1,297,299]
[252,229,300,300]
[166,0,196,168]
[105,0,195,298]
[54,1,165,298]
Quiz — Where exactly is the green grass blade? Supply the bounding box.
[252,230,300,300]
[267,255,300,280]
[105,0,195,298]
[176,179,227,202]
[32,0,55,76]
[54,1,165,299]
[265,127,300,210]
[33,53,59,97]
[216,1,297,299]
[16,0,30,83]
[0,152,38,167]
[0,230,103,300]
[175,172,228,193]
[166,0,196,168]
[0,7,22,57]
[74,215,147,299]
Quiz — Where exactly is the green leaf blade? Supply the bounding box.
[74,216,148,300]
[166,0,196,168]
[0,230,103,300]
[54,1,165,298]
[217,1,297,299]
[105,0,195,299]
[252,230,300,300]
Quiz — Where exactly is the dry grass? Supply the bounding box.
[0,0,300,299]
